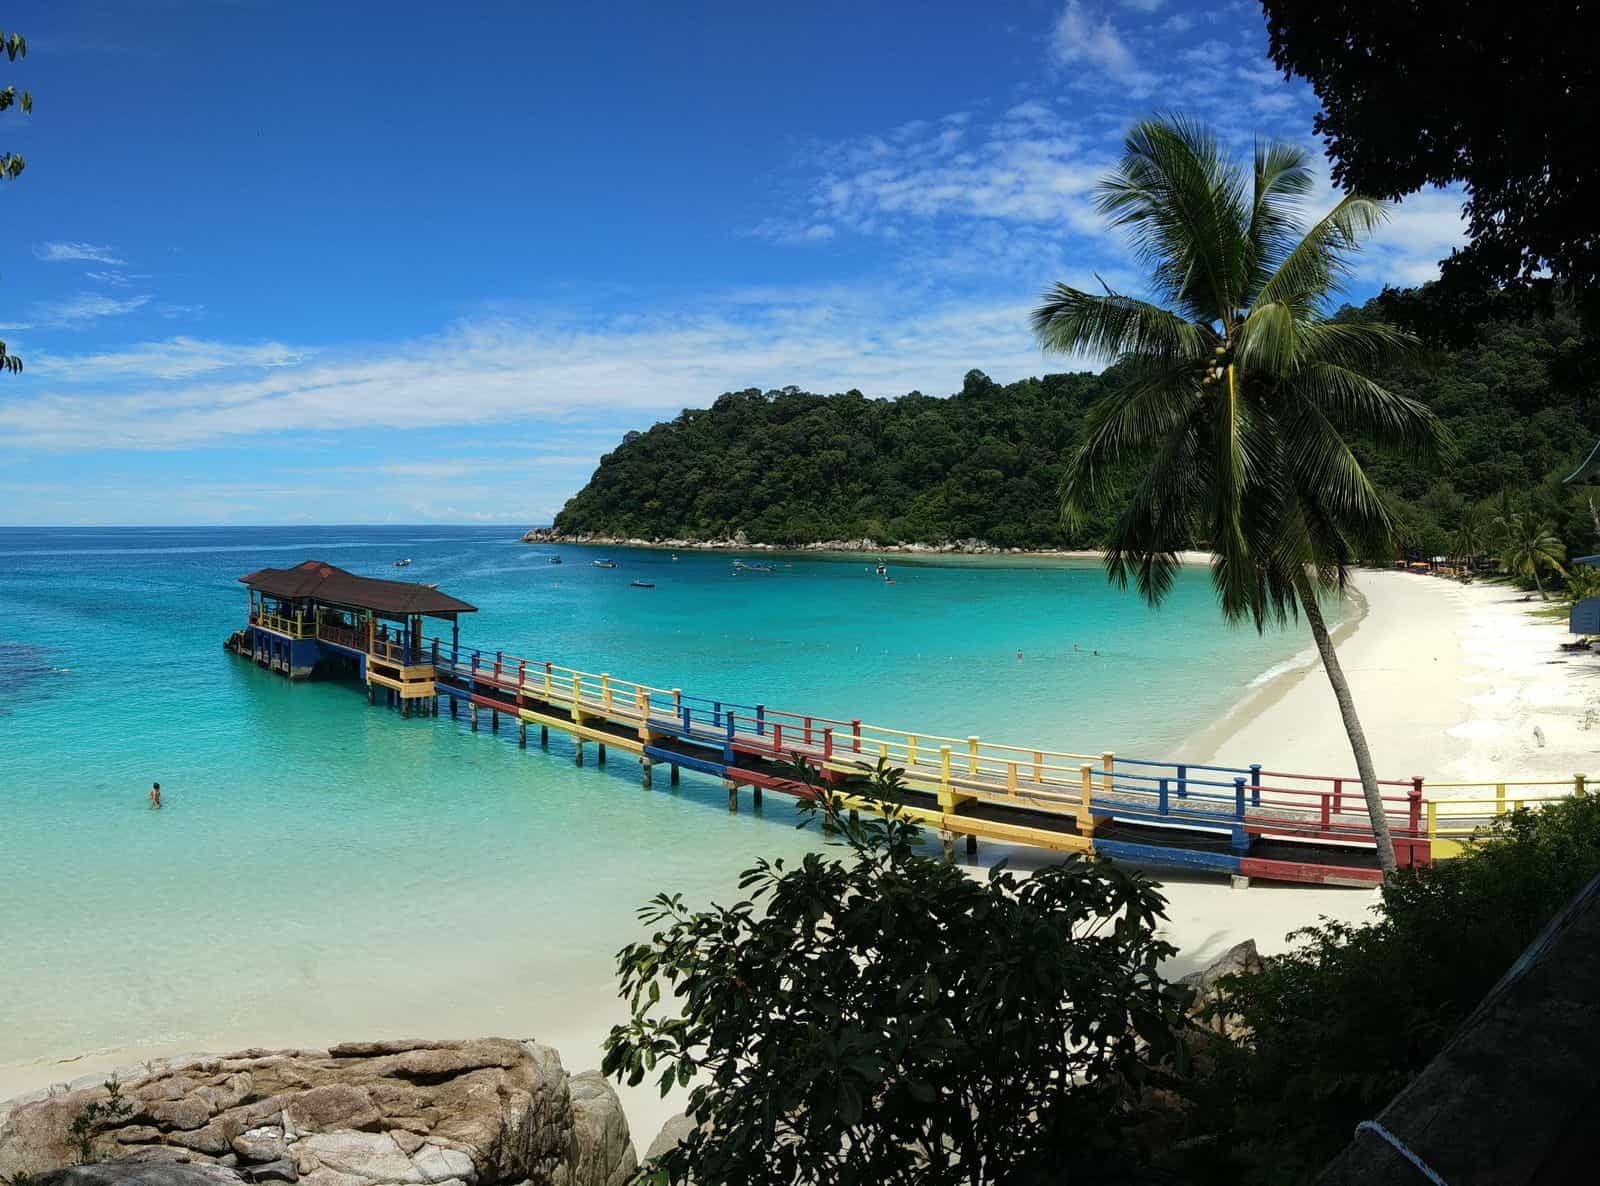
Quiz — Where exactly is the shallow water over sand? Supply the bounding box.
[0,526,1317,1070]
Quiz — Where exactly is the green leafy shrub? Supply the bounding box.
[1172,793,1600,1185]
[603,760,1190,1184]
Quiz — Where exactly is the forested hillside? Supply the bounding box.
[551,300,1600,554]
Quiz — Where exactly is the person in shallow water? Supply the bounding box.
[149,782,161,810]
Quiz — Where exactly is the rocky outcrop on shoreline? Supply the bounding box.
[519,527,1020,555]
[0,1039,635,1186]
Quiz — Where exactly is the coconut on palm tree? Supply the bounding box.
[1033,117,1447,874]
[1497,513,1566,600]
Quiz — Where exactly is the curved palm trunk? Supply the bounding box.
[1533,566,1548,600]
[1292,569,1399,875]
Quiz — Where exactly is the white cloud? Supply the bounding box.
[806,102,1112,246]
[0,293,1072,452]
[1161,13,1193,32]
[745,219,836,246]
[1050,1,1154,92]
[1362,188,1471,286]
[28,336,307,381]
[34,241,126,265]
[85,270,142,287]
[0,292,151,331]
[1120,0,1166,11]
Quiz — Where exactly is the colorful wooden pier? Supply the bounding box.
[229,561,1585,887]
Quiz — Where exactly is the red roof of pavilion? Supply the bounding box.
[239,560,476,617]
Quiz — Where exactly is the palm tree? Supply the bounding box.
[1497,513,1566,599]
[1033,117,1446,875]
[1451,510,1487,569]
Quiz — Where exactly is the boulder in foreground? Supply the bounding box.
[0,1038,635,1186]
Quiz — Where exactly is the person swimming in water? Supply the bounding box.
[149,781,162,810]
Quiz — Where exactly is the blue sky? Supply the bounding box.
[0,0,1468,526]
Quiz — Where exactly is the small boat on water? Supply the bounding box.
[548,555,563,565]
[630,580,655,589]
[874,560,887,575]
[732,560,777,574]
[593,559,617,569]
[393,558,412,568]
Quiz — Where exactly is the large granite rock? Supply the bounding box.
[641,1114,697,1163]
[1179,939,1262,1038]
[0,1040,633,1186]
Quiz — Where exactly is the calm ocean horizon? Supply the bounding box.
[0,524,1329,1072]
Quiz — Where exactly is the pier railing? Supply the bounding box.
[250,608,314,639]
[416,634,1580,864]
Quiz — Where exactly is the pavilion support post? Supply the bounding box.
[471,705,479,732]
[598,743,607,767]
[752,785,763,807]
[492,709,499,733]
[368,684,375,706]
[519,722,527,748]
[401,698,409,719]
[966,833,978,857]
[725,779,738,813]
[575,739,585,767]
[641,759,653,789]
[941,832,955,863]
[540,724,549,747]
[670,764,680,786]
[449,696,457,718]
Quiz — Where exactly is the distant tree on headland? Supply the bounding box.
[1034,117,1448,874]
[1,23,31,375]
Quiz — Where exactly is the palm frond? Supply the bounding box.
[1296,320,1420,373]
[1060,362,1200,524]
[1031,285,1211,364]
[1244,139,1315,297]
[1255,194,1390,310]
[1096,116,1250,325]
[1101,421,1205,607]
[1288,363,1450,464]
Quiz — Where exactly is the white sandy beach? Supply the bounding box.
[5,566,1593,1149]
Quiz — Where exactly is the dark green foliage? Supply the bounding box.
[554,371,1110,548]
[1173,793,1600,1185]
[1354,297,1600,560]
[1,25,30,376]
[1261,0,1600,323]
[602,760,1189,1184]
[556,298,1600,561]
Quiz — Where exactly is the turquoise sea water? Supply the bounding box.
[0,526,1321,1071]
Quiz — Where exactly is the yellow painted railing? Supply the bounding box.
[1423,778,1587,857]
[251,609,313,639]
[437,640,1593,863]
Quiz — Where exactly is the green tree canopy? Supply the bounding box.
[603,763,1188,1185]
[1261,0,1600,323]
